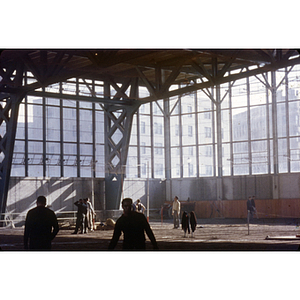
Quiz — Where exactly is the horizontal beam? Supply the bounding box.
[140,56,300,103]
[27,90,135,106]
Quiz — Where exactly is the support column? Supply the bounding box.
[164,98,172,201]
[215,85,223,200]
[104,79,140,210]
[0,61,25,220]
[271,70,279,199]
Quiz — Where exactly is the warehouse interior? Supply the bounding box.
[2,6,300,299]
[1,49,300,225]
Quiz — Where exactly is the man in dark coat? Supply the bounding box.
[24,195,59,250]
[108,198,158,250]
[181,211,190,237]
[73,199,88,234]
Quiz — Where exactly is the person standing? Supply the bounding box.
[73,199,87,234]
[108,198,158,250]
[24,195,59,250]
[172,196,181,229]
[136,199,146,214]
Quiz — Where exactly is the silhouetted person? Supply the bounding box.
[108,198,158,250]
[190,211,197,237]
[247,196,258,221]
[172,196,180,229]
[136,199,146,214]
[73,199,87,234]
[181,211,190,237]
[24,195,59,250]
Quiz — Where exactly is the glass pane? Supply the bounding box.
[221,109,230,143]
[278,138,288,173]
[80,109,93,143]
[46,106,60,141]
[171,147,180,178]
[182,114,196,146]
[63,108,77,142]
[277,103,287,137]
[222,143,231,176]
[199,145,213,176]
[289,101,300,136]
[28,105,43,140]
[183,146,196,177]
[232,107,248,141]
[250,105,267,139]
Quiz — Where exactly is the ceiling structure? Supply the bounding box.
[1,49,300,104]
[1,49,300,215]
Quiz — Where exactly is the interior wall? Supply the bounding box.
[6,172,300,219]
[7,177,105,216]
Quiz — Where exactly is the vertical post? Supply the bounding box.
[215,84,223,201]
[271,70,279,199]
[147,160,150,222]
[247,210,250,235]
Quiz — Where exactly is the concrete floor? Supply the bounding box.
[1,218,300,251]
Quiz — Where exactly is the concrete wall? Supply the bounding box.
[6,172,300,220]
[7,177,105,217]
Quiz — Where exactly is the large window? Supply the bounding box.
[11,64,300,179]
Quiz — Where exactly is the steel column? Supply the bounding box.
[104,80,140,210]
[0,61,25,220]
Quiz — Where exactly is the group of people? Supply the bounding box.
[171,195,197,237]
[73,198,96,234]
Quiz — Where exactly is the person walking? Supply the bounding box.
[108,198,158,250]
[24,195,59,250]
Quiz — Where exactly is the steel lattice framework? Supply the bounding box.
[0,49,299,216]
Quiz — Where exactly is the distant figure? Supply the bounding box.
[108,198,158,250]
[136,199,146,214]
[24,195,59,250]
[86,198,96,232]
[252,196,258,219]
[247,196,258,221]
[181,211,190,237]
[190,211,197,237]
[172,196,181,229]
[73,199,87,234]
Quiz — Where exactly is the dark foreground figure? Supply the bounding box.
[24,196,59,250]
[108,198,158,250]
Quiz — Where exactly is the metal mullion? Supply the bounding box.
[60,82,64,177]
[285,67,291,173]
[229,79,233,176]
[24,74,29,177]
[211,87,216,177]
[150,102,154,178]
[265,73,271,174]
[246,74,252,175]
[92,82,96,178]
[42,87,46,177]
[136,109,141,178]
[76,79,80,177]
[178,92,183,178]
[194,91,199,177]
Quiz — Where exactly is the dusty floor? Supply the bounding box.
[1,218,300,251]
